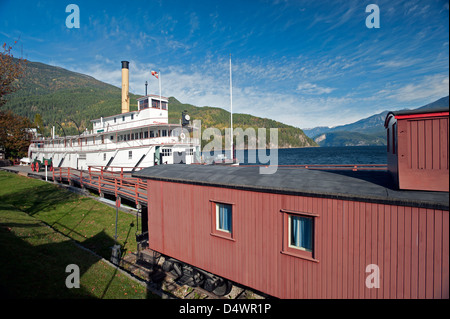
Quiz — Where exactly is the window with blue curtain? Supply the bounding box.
[290,215,313,252]
[216,203,232,233]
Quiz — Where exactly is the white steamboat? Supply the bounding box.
[28,61,200,172]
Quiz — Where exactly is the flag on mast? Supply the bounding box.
[151,70,162,109]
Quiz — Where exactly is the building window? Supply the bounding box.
[210,201,234,240]
[387,128,390,152]
[281,209,318,262]
[392,122,397,155]
[216,203,232,233]
[289,215,313,252]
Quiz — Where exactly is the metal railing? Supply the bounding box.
[52,166,148,205]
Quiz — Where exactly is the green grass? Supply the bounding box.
[0,171,158,299]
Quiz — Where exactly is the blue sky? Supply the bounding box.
[1,0,448,128]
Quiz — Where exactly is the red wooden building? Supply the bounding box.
[385,107,449,192]
[134,162,449,299]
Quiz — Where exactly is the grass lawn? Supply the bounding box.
[0,170,158,299]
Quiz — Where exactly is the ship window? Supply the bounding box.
[144,131,148,139]
[161,148,172,157]
[131,133,134,140]
[131,114,134,120]
[162,130,167,137]
[139,99,149,110]
[161,101,167,110]
[139,132,143,139]
[122,116,125,122]
[150,131,155,138]
[103,153,106,161]
[114,118,116,123]
[129,151,132,159]
[135,133,139,140]
[110,136,113,140]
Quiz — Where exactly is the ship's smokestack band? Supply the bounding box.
[121,61,130,114]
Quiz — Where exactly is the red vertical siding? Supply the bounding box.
[396,116,449,191]
[147,181,449,299]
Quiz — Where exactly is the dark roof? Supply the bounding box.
[390,106,449,116]
[133,164,449,210]
[384,106,449,127]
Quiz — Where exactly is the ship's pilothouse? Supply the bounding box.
[28,61,201,172]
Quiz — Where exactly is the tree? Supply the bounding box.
[0,40,27,107]
[0,110,34,159]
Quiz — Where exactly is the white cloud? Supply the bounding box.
[296,82,335,95]
[380,74,449,102]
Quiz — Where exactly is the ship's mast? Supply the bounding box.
[229,54,233,161]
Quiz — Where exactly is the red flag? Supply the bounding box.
[151,70,159,79]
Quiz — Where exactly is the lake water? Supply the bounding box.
[233,146,387,165]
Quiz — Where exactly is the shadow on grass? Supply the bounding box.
[0,174,155,299]
[0,222,98,298]
[0,182,79,217]
[0,223,154,299]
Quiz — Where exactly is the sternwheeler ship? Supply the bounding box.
[27,61,201,172]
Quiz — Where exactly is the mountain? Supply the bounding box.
[313,131,386,147]
[415,96,449,111]
[304,96,449,147]
[3,59,317,148]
